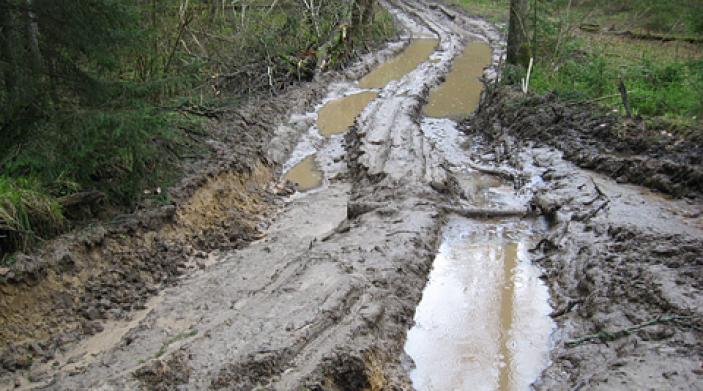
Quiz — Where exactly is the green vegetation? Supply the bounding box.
[0,0,395,259]
[453,0,703,125]
[447,0,509,25]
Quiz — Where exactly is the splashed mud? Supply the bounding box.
[358,38,438,89]
[423,41,492,119]
[317,91,379,136]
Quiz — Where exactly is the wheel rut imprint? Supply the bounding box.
[19,0,511,389]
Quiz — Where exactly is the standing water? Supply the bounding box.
[404,218,555,391]
[317,91,378,136]
[359,38,438,89]
[406,38,555,390]
[283,154,323,191]
[423,41,492,120]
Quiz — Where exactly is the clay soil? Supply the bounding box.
[0,1,701,390]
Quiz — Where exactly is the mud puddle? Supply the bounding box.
[423,41,492,120]
[283,154,323,191]
[405,217,554,391]
[359,38,438,89]
[317,91,378,136]
[282,36,443,193]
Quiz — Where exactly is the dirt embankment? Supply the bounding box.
[470,87,703,198]
[466,89,703,389]
[0,51,350,378]
[0,0,508,389]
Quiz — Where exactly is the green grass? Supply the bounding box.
[572,0,703,36]
[0,177,64,261]
[452,0,703,128]
[446,0,509,24]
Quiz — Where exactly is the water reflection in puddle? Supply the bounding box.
[283,155,323,191]
[317,91,378,136]
[423,41,492,120]
[405,217,554,391]
[359,38,438,89]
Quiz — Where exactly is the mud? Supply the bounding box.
[465,106,703,389]
[0,11,399,385]
[3,0,700,390]
[0,0,512,389]
[470,87,703,198]
[423,41,492,120]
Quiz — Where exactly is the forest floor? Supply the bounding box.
[1,0,702,390]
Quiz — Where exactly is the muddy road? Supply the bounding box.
[2,0,702,390]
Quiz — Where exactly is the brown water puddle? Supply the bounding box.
[317,91,378,136]
[358,38,438,89]
[283,155,323,192]
[422,41,492,120]
[405,219,554,391]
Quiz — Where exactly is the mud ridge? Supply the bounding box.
[0,0,517,388]
[469,87,703,198]
[0,19,410,385]
[464,116,703,389]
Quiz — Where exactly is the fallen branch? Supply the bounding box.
[579,25,703,44]
[565,315,696,347]
[443,206,530,219]
[572,199,609,222]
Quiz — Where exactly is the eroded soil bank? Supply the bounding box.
[465,87,703,389]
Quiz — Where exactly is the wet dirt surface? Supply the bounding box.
[2,0,701,390]
[317,91,379,136]
[405,217,554,391]
[462,119,703,390]
[358,38,438,89]
[282,154,324,191]
[423,41,492,120]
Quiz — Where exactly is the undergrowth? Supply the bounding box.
[452,0,703,128]
[0,0,397,260]
[0,178,63,258]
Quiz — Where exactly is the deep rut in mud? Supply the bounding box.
[3,0,702,390]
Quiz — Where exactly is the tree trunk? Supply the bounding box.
[209,0,218,21]
[507,0,530,67]
[24,0,42,75]
[0,2,17,102]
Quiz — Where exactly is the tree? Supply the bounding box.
[507,0,530,67]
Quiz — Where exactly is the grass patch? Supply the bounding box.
[0,177,64,261]
[446,0,510,24]
[453,0,703,129]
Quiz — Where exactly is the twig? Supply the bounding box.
[565,93,620,106]
[618,78,632,119]
[443,206,530,219]
[565,315,696,347]
[521,57,534,94]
